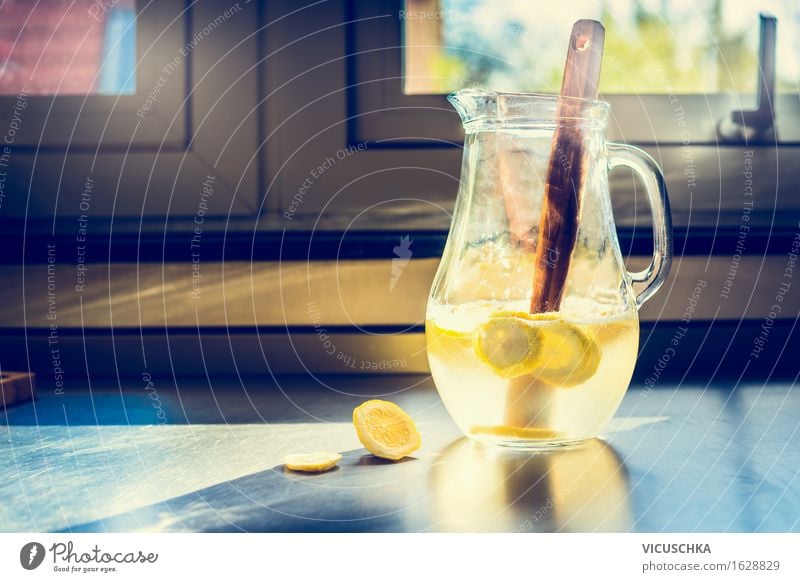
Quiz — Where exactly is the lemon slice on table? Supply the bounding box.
[353,400,421,461]
[284,451,342,472]
[472,312,547,379]
[535,320,601,387]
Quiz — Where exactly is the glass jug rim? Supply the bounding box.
[448,89,611,130]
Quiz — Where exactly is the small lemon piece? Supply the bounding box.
[473,313,544,378]
[284,451,342,472]
[426,320,471,359]
[535,320,601,387]
[470,425,561,440]
[353,400,421,461]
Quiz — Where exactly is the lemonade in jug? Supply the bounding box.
[426,91,672,448]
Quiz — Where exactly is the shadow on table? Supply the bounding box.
[425,438,633,532]
[60,437,631,533]
[59,446,426,533]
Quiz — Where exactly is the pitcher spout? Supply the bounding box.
[447,89,498,126]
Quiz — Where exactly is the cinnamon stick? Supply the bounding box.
[529,20,605,314]
[501,21,605,437]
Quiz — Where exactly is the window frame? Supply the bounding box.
[350,0,800,146]
[0,0,261,223]
[0,0,186,149]
[257,0,800,243]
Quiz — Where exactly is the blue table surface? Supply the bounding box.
[1,375,798,533]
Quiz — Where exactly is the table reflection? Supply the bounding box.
[427,438,632,532]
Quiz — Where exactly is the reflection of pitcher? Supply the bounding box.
[428,439,632,532]
[426,91,672,448]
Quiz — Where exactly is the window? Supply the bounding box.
[267,0,800,249]
[0,0,795,370]
[0,0,137,96]
[403,0,800,96]
[352,0,800,145]
[2,0,797,240]
[0,0,260,225]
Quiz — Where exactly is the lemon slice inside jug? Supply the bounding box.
[535,320,601,387]
[472,313,545,379]
[470,424,561,440]
[426,320,471,360]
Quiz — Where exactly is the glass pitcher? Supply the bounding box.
[426,90,672,449]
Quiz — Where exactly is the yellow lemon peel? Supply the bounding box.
[472,314,544,378]
[426,320,471,359]
[284,451,342,472]
[353,400,421,461]
[470,424,561,440]
[535,320,601,387]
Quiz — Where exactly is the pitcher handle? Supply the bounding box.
[607,143,673,307]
